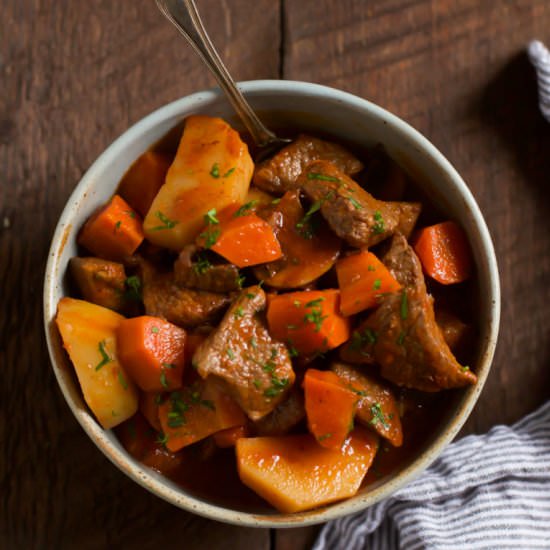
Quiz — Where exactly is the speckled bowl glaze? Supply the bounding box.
[43,80,500,527]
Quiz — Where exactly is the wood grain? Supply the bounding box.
[2,1,550,549]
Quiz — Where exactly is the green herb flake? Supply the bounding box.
[114,220,122,232]
[124,275,142,301]
[223,167,236,178]
[118,370,128,390]
[204,208,219,225]
[160,370,169,389]
[154,394,163,405]
[161,362,176,369]
[306,297,326,308]
[111,410,118,417]
[199,227,221,249]
[234,306,244,319]
[461,365,470,372]
[372,210,385,234]
[253,379,262,389]
[317,433,333,442]
[396,331,406,345]
[151,326,160,334]
[226,348,236,360]
[151,210,178,231]
[95,340,112,371]
[234,200,258,217]
[400,291,409,320]
[125,210,136,219]
[157,432,169,447]
[210,163,220,178]
[373,279,382,290]
[306,172,340,183]
[348,196,362,210]
[193,254,212,274]
[367,265,376,272]
[304,309,328,332]
[293,300,302,308]
[287,343,299,358]
[249,337,257,349]
[271,198,281,205]
[369,402,390,430]
[364,328,377,344]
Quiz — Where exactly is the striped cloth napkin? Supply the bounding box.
[314,42,550,550]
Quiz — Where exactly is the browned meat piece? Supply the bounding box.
[253,134,363,194]
[253,389,305,436]
[435,309,473,355]
[331,362,403,447]
[140,260,231,329]
[193,286,295,420]
[395,202,422,239]
[341,235,476,391]
[300,160,420,248]
[254,191,341,288]
[174,245,241,292]
[70,257,126,311]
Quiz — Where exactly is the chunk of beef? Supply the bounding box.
[300,160,421,248]
[253,134,363,194]
[340,235,476,391]
[174,245,241,292]
[193,286,295,420]
[253,388,305,436]
[435,309,473,355]
[254,191,341,288]
[331,362,402,447]
[70,257,126,311]
[140,260,231,329]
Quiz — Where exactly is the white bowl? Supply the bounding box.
[43,80,500,527]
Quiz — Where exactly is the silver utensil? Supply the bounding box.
[155,0,291,149]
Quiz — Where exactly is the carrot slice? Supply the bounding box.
[117,316,186,392]
[213,425,249,448]
[118,151,171,216]
[139,391,162,431]
[267,290,350,356]
[303,369,358,449]
[158,379,246,452]
[78,195,144,261]
[336,250,401,316]
[196,203,282,267]
[413,221,473,285]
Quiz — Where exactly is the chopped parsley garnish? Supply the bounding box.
[124,275,142,301]
[210,163,220,178]
[234,306,244,318]
[234,200,258,217]
[245,292,255,299]
[396,331,406,345]
[157,432,169,447]
[287,341,299,358]
[253,379,262,389]
[204,208,219,225]
[350,327,377,350]
[348,196,362,210]
[271,198,281,205]
[117,370,128,390]
[373,279,382,290]
[400,291,408,320]
[372,210,385,234]
[236,274,246,288]
[151,210,178,231]
[166,392,189,428]
[95,340,112,371]
[193,254,212,274]
[154,394,163,405]
[368,265,376,271]
[369,402,390,429]
[264,376,289,398]
[223,167,236,178]
[151,326,160,334]
[306,297,325,308]
[226,348,235,360]
[461,365,470,372]
[161,362,176,369]
[125,210,136,219]
[114,220,121,232]
[160,370,169,388]
[249,337,257,349]
[262,360,276,373]
[364,328,377,344]
[306,172,340,183]
[317,433,333,441]
[295,191,334,239]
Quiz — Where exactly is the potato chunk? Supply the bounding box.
[143,115,254,250]
[236,428,378,513]
[56,297,138,429]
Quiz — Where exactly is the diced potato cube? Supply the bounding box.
[56,297,138,429]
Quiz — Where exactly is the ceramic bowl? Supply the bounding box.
[43,80,500,527]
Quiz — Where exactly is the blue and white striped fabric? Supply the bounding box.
[314,400,550,550]
[314,41,550,550]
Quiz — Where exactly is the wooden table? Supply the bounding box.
[2,1,549,548]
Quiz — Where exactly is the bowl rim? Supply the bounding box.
[43,79,500,528]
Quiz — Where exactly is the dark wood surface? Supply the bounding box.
[1,1,549,548]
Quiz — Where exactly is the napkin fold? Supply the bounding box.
[528,40,550,122]
[313,400,550,550]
